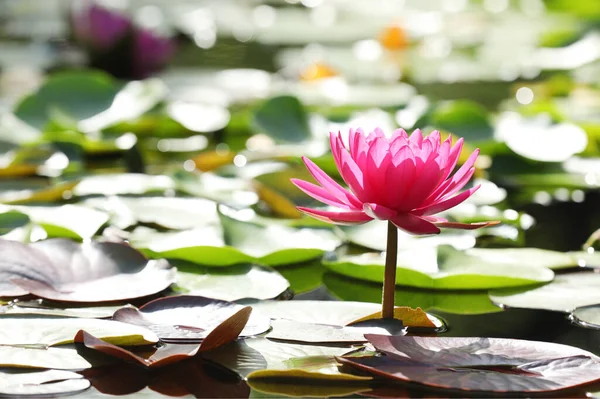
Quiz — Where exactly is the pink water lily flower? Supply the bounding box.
[291,128,498,235]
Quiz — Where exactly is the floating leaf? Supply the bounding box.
[339,335,600,393]
[5,204,109,240]
[201,338,354,378]
[167,102,231,133]
[249,300,441,328]
[83,196,219,230]
[430,100,493,143]
[0,180,78,205]
[0,301,122,318]
[0,316,157,346]
[490,272,600,313]
[247,355,372,398]
[112,295,270,343]
[175,263,290,301]
[14,70,120,130]
[0,369,90,397]
[0,211,30,237]
[174,170,259,208]
[77,299,255,367]
[136,207,340,267]
[571,305,600,329]
[218,205,341,266]
[350,307,436,328]
[1,238,175,302]
[324,246,554,290]
[0,346,93,369]
[74,173,175,197]
[323,272,502,315]
[253,96,311,144]
[497,112,587,162]
[274,259,325,294]
[265,319,400,344]
[79,78,167,132]
[338,220,476,252]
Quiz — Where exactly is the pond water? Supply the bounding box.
[2,0,600,398]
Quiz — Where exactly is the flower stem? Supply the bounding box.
[382,220,398,319]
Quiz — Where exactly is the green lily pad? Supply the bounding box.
[174,170,259,207]
[5,204,109,240]
[497,113,587,162]
[338,220,476,252]
[253,96,311,144]
[490,271,600,313]
[571,305,600,329]
[0,316,157,346]
[0,112,41,145]
[0,370,90,396]
[135,206,340,267]
[167,102,231,133]
[131,226,254,267]
[247,354,372,398]
[430,100,493,143]
[324,246,554,290]
[83,196,219,230]
[74,173,175,197]
[14,70,120,130]
[265,319,398,344]
[274,259,326,294]
[248,299,441,328]
[0,346,93,369]
[201,338,354,378]
[174,262,290,301]
[78,78,167,132]
[322,272,502,315]
[0,180,79,205]
[0,301,123,318]
[218,205,341,266]
[0,211,30,239]
[465,247,588,270]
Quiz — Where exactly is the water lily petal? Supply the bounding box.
[302,156,363,208]
[409,129,423,147]
[399,159,444,211]
[417,185,480,216]
[385,147,416,207]
[297,207,372,225]
[290,178,355,210]
[391,213,440,235]
[363,203,397,220]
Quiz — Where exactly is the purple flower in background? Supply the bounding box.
[71,2,176,79]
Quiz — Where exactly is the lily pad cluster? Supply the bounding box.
[3,0,600,396]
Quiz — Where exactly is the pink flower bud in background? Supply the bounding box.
[292,128,499,235]
[71,3,131,50]
[70,2,175,79]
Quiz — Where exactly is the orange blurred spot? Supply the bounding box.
[299,62,338,81]
[378,25,409,50]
